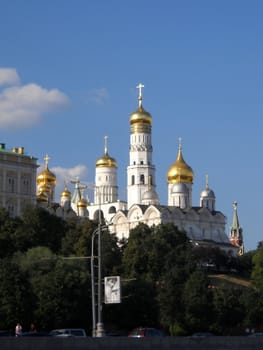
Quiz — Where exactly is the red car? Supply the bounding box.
[128,327,164,337]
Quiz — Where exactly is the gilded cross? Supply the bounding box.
[44,154,50,167]
[136,83,144,99]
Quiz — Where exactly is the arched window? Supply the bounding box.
[131,175,135,185]
[140,174,145,184]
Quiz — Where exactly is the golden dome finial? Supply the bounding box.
[136,83,144,108]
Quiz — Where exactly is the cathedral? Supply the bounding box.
[35,84,244,255]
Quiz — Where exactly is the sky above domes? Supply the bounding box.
[0,0,262,251]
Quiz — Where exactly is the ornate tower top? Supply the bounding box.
[229,201,244,255]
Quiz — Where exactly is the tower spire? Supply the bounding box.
[229,201,244,255]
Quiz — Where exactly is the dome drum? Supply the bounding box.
[130,124,152,134]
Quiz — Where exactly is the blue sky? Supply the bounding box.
[0,0,262,251]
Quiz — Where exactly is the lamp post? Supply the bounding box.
[89,183,106,337]
[91,216,106,336]
[91,228,98,337]
[96,220,105,337]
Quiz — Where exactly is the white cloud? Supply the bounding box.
[51,164,89,184]
[48,164,90,201]
[86,87,109,105]
[0,67,70,130]
[0,68,20,86]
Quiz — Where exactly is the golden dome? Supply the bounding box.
[96,136,117,168]
[96,153,117,168]
[37,192,48,203]
[60,186,71,199]
[167,143,194,184]
[129,105,152,126]
[77,198,88,207]
[38,183,51,194]
[37,154,56,186]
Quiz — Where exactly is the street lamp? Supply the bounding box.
[91,228,98,337]
[96,220,105,337]
[91,221,107,337]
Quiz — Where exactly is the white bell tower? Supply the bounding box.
[127,84,158,208]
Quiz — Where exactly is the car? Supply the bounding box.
[18,331,51,337]
[128,327,164,337]
[249,332,263,337]
[49,328,87,337]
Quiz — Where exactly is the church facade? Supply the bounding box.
[36,84,243,255]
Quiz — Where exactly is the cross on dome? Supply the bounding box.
[44,154,50,168]
[205,174,209,189]
[104,135,108,155]
[178,137,182,150]
[136,83,144,107]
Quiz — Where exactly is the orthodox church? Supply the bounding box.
[36,84,243,255]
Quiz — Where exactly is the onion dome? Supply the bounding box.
[36,192,48,203]
[200,188,215,199]
[60,186,71,200]
[77,197,88,208]
[200,175,215,199]
[129,83,152,133]
[37,154,56,186]
[129,106,152,126]
[38,183,51,194]
[96,136,117,168]
[167,139,194,184]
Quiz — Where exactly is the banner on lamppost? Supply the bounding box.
[104,276,121,304]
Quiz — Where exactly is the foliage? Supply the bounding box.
[211,286,245,335]
[14,206,67,252]
[251,246,263,291]
[183,271,213,333]
[0,209,260,335]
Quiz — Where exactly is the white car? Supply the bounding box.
[50,328,86,337]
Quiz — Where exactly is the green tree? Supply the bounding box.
[183,271,213,333]
[122,223,193,333]
[212,286,245,335]
[14,206,67,253]
[251,246,263,291]
[0,258,33,330]
[240,288,263,331]
[0,208,22,258]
